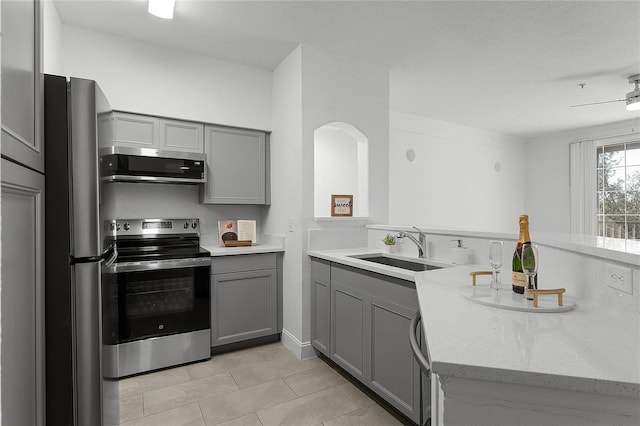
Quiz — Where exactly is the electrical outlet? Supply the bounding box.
[606,263,633,295]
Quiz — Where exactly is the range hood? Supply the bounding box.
[100,146,206,184]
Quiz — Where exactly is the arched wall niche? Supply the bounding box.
[314,122,369,218]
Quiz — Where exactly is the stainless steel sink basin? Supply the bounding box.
[350,255,443,272]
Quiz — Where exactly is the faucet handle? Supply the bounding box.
[412,226,425,234]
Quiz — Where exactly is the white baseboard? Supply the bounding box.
[280,328,318,360]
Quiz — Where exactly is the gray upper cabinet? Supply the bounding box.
[109,111,204,153]
[202,125,269,204]
[211,254,278,347]
[159,118,204,153]
[111,112,158,149]
[1,158,45,425]
[1,0,44,172]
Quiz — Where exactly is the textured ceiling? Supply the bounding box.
[53,0,640,138]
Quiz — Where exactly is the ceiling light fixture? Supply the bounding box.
[626,74,640,112]
[148,0,175,19]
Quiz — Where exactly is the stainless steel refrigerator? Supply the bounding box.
[44,75,118,426]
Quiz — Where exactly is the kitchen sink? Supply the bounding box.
[350,255,443,272]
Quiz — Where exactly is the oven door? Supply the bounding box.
[102,258,211,345]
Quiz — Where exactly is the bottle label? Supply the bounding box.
[512,271,526,288]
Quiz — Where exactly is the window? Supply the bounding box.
[596,141,640,240]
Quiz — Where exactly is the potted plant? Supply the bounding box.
[382,233,397,252]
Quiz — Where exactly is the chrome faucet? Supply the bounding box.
[397,226,427,259]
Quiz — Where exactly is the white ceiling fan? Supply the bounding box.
[570,74,640,111]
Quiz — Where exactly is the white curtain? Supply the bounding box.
[569,139,597,235]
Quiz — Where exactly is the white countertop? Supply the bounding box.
[308,248,640,399]
[203,243,284,257]
[368,224,640,265]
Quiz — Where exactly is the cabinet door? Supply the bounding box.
[112,112,159,149]
[1,0,44,172]
[159,119,204,153]
[211,269,277,346]
[203,125,266,204]
[367,295,421,424]
[330,282,366,382]
[311,259,330,356]
[1,159,45,425]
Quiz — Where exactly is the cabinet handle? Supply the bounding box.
[409,311,431,375]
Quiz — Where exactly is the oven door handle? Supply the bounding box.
[71,244,118,267]
[105,257,212,273]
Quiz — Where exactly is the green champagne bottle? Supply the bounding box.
[512,215,531,294]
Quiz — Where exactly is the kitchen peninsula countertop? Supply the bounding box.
[307,248,640,400]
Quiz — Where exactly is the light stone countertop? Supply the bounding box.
[307,248,640,400]
[367,224,640,265]
[201,234,284,257]
[202,243,284,257]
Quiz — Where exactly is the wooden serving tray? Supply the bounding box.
[460,285,576,313]
[224,240,252,247]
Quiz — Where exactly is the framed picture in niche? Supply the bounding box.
[331,194,353,217]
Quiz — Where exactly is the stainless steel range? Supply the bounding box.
[101,218,211,378]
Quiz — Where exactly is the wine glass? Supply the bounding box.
[488,241,503,290]
[521,243,538,300]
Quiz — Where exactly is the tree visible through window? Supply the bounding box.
[597,142,640,240]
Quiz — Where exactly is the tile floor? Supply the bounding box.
[118,342,408,426]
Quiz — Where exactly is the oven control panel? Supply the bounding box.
[104,218,200,236]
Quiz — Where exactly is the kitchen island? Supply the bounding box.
[308,248,640,426]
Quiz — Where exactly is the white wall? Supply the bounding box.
[101,183,265,245]
[60,25,272,130]
[300,45,389,349]
[525,118,640,233]
[389,111,526,233]
[302,45,389,227]
[314,127,359,217]
[266,44,389,357]
[264,46,304,353]
[42,0,62,75]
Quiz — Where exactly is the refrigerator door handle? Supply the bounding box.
[70,244,117,267]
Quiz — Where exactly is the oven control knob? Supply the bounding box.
[191,222,197,229]
[184,222,189,229]
[116,224,121,231]
[123,222,131,231]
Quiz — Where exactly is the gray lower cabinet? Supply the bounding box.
[367,294,422,420]
[331,281,366,382]
[1,158,45,425]
[312,259,422,424]
[310,258,330,356]
[211,254,277,346]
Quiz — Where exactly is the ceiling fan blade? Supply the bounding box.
[570,99,625,108]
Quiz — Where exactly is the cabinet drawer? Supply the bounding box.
[211,253,276,275]
[311,258,331,284]
[331,264,418,310]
